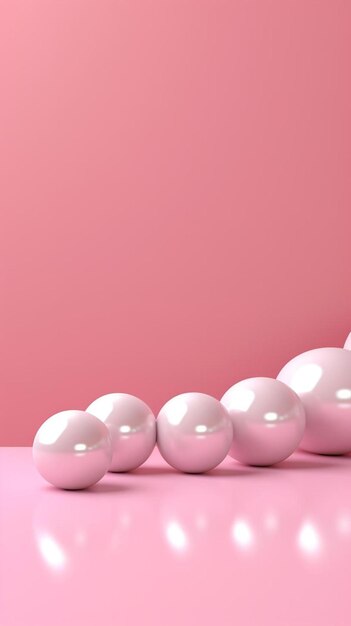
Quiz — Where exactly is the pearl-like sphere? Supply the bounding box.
[277,347,351,455]
[86,393,156,472]
[221,378,305,466]
[33,410,112,489]
[157,392,233,473]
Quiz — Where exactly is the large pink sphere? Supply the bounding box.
[86,393,156,472]
[157,392,233,473]
[277,347,351,455]
[221,377,305,466]
[33,410,112,489]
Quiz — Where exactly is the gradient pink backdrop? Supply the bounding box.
[1,1,350,445]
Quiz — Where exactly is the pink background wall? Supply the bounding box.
[1,1,350,445]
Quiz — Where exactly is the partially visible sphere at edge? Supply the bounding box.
[344,332,351,350]
[277,347,351,455]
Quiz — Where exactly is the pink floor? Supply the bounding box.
[1,447,350,625]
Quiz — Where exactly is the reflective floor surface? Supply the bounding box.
[1,447,351,625]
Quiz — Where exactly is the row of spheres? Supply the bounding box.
[33,333,351,489]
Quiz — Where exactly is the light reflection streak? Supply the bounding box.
[38,533,67,571]
[232,519,254,550]
[298,522,321,556]
[166,521,188,552]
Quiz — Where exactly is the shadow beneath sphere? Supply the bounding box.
[206,466,258,477]
[87,482,136,494]
[40,481,137,495]
[131,466,179,476]
[131,463,259,477]
[273,457,336,471]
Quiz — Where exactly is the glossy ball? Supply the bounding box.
[157,392,233,473]
[87,393,156,472]
[33,410,112,489]
[221,377,305,466]
[278,347,351,455]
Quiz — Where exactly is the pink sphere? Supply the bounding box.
[277,347,351,455]
[86,393,156,472]
[157,392,233,473]
[33,410,112,490]
[221,378,305,466]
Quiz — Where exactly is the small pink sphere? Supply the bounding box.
[86,393,156,472]
[277,347,351,455]
[221,378,305,466]
[33,410,112,490]
[157,392,233,473]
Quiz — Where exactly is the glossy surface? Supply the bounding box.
[221,378,305,466]
[1,447,351,626]
[278,348,351,455]
[33,410,112,489]
[157,393,233,473]
[86,394,156,472]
